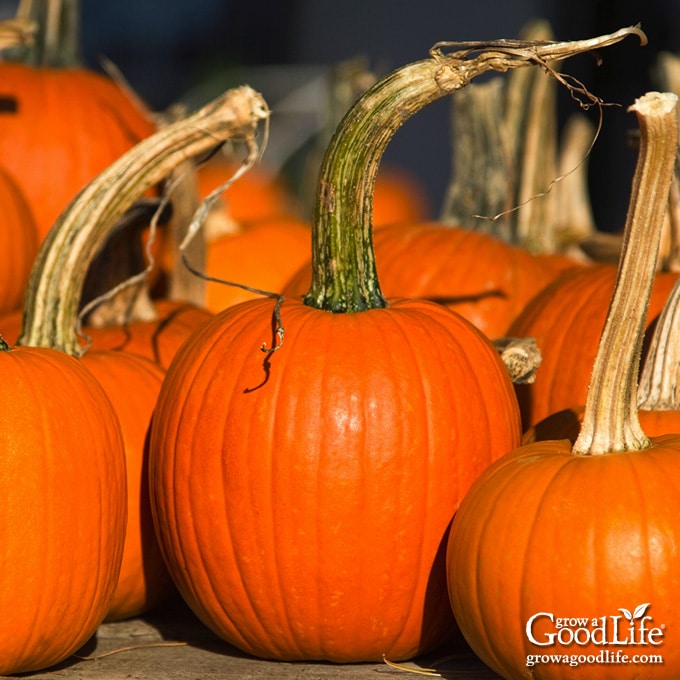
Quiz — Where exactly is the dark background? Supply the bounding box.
[3,0,680,231]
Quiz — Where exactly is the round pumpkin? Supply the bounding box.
[149,295,521,662]
[0,342,126,675]
[447,88,680,680]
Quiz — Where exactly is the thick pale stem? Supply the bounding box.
[638,274,680,409]
[573,91,679,455]
[16,0,80,66]
[304,26,646,313]
[19,85,269,355]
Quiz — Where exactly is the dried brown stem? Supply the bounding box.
[573,91,679,455]
[19,86,269,355]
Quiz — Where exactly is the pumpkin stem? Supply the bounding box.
[638,272,680,410]
[18,86,269,355]
[15,0,80,67]
[573,92,679,455]
[304,26,646,313]
[440,18,584,254]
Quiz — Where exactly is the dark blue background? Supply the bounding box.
[4,0,679,231]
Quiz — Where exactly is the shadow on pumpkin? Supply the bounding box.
[424,289,507,307]
[409,517,502,679]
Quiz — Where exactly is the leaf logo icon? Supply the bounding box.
[633,603,650,619]
[619,603,650,621]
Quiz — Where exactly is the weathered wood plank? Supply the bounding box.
[7,596,501,679]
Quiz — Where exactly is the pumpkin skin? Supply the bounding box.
[446,436,680,679]
[82,300,213,370]
[0,63,156,242]
[204,217,311,312]
[149,296,521,662]
[196,158,298,225]
[0,166,38,314]
[283,222,565,339]
[79,350,174,621]
[508,265,678,429]
[0,345,126,675]
[371,167,432,226]
[0,300,213,369]
[371,222,570,338]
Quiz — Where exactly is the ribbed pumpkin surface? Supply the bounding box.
[149,296,521,662]
[447,436,680,679]
[80,350,173,621]
[0,346,126,675]
[509,265,678,429]
[0,63,155,241]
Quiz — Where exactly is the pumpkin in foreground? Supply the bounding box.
[0,340,126,675]
[147,29,643,663]
[147,36,607,662]
[149,295,520,662]
[447,91,680,679]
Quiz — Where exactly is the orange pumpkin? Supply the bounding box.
[0,62,156,242]
[203,216,311,312]
[508,264,678,429]
[372,166,432,226]
[8,86,272,650]
[146,42,539,664]
[80,350,174,621]
[0,340,126,675]
[0,0,156,242]
[196,157,298,224]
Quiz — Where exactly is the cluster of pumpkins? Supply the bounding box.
[1,6,678,679]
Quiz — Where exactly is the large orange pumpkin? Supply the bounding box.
[9,85,271,646]
[0,340,126,675]
[150,295,520,662]
[146,33,637,663]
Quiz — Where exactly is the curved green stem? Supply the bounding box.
[304,26,646,313]
[18,85,269,355]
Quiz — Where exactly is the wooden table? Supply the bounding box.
[9,595,502,679]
